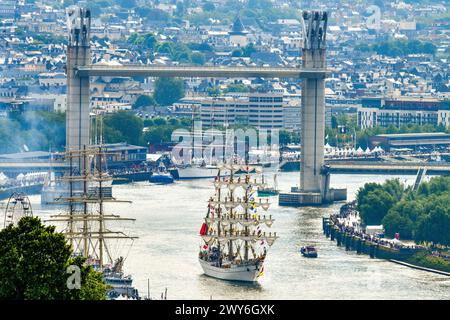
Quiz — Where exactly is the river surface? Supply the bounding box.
[29,173,450,300]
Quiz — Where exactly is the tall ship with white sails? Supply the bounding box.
[46,146,139,299]
[198,162,278,282]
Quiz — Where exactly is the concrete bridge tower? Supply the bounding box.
[279,11,347,206]
[66,6,91,166]
[300,11,328,196]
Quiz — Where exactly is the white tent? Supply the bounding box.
[0,172,9,186]
[356,147,364,155]
[374,146,384,153]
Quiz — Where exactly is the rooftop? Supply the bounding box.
[376,132,450,139]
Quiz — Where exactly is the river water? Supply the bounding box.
[30,173,450,300]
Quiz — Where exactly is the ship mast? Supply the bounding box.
[244,172,249,261]
[216,168,222,257]
[200,162,278,265]
[228,166,234,261]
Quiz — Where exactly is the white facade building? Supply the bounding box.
[357,97,450,129]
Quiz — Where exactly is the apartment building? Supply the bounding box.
[357,96,450,129]
[200,92,286,130]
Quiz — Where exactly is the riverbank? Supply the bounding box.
[323,202,450,276]
[404,252,450,274]
[389,259,450,276]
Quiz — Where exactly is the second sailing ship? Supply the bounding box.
[47,146,139,299]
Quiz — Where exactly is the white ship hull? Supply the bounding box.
[199,258,262,282]
[177,166,229,180]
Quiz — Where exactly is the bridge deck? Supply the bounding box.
[76,65,327,79]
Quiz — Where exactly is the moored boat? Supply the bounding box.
[149,164,174,184]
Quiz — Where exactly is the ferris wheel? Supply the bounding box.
[3,192,33,228]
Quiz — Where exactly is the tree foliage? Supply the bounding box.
[103,111,144,145]
[153,77,185,106]
[133,95,156,109]
[357,39,437,57]
[142,116,192,147]
[0,217,107,300]
[223,84,250,93]
[356,177,450,246]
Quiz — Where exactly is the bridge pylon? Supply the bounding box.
[66,6,91,170]
[279,11,347,206]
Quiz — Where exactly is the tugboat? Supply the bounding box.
[198,161,278,282]
[300,246,318,258]
[103,257,139,300]
[149,163,174,184]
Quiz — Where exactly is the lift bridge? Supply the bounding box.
[66,6,346,206]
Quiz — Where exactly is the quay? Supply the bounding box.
[322,202,425,260]
[328,161,450,175]
[280,160,450,175]
[322,202,450,276]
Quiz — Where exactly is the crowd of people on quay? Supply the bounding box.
[330,201,423,251]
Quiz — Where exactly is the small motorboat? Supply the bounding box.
[149,163,174,184]
[300,246,318,258]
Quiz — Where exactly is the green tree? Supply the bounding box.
[223,84,250,93]
[382,199,422,238]
[279,130,292,146]
[415,201,450,246]
[104,111,144,145]
[382,179,405,202]
[359,189,395,225]
[133,95,156,109]
[191,52,206,65]
[153,78,185,106]
[242,43,257,57]
[231,49,243,57]
[357,176,450,245]
[382,210,414,239]
[206,86,221,96]
[0,217,107,300]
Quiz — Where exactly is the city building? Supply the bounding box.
[101,143,147,169]
[0,0,17,19]
[357,97,450,129]
[199,91,285,130]
[229,15,248,47]
[369,132,450,151]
